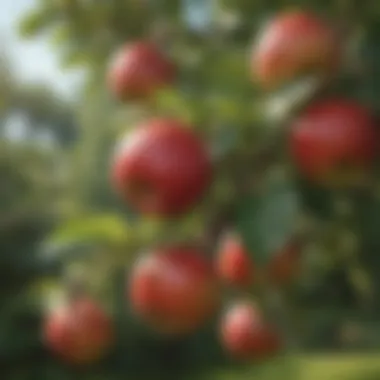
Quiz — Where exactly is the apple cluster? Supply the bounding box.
[42,10,379,367]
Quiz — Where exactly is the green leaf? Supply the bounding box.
[263,75,323,125]
[40,240,97,264]
[49,24,73,46]
[296,177,335,220]
[153,88,199,125]
[235,172,300,265]
[47,213,130,246]
[209,123,239,160]
[60,48,90,69]
[18,9,53,38]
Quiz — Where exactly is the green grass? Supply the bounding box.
[299,354,380,380]
[209,353,380,380]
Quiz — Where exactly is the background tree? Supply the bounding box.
[0,49,77,378]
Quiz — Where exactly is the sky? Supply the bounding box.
[1,0,84,98]
[0,0,211,99]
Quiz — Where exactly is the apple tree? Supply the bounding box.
[11,0,380,379]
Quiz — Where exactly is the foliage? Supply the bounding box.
[2,0,380,379]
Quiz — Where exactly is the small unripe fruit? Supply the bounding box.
[43,298,113,365]
[267,241,302,285]
[107,41,176,101]
[112,118,212,217]
[215,231,254,288]
[290,99,377,186]
[251,11,338,89]
[129,246,220,335]
[220,301,281,360]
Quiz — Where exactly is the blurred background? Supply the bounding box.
[1,0,380,379]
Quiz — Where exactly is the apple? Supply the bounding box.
[220,301,281,360]
[129,246,220,335]
[290,99,377,186]
[107,41,176,101]
[250,11,338,89]
[111,118,212,217]
[215,231,254,288]
[43,297,113,365]
[267,240,302,286]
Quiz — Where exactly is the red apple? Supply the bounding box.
[290,99,377,186]
[43,297,113,365]
[107,41,176,101]
[250,11,338,89]
[267,240,302,285]
[220,301,281,360]
[129,246,220,335]
[215,231,254,288]
[111,118,212,217]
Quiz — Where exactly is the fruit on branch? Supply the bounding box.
[267,240,302,286]
[215,231,254,288]
[129,246,220,335]
[220,301,281,360]
[43,297,113,365]
[215,232,301,288]
[112,118,212,217]
[107,41,176,101]
[290,99,377,186]
[250,11,338,89]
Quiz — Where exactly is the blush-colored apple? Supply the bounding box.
[129,246,220,335]
[251,11,338,89]
[290,99,377,186]
[107,41,176,101]
[215,231,254,288]
[220,301,281,360]
[43,297,113,365]
[111,118,212,217]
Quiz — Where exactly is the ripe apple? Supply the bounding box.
[220,301,281,360]
[290,99,377,186]
[250,11,338,89]
[107,41,176,101]
[215,231,254,288]
[43,297,113,365]
[111,118,212,217]
[267,240,302,285]
[129,246,220,335]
